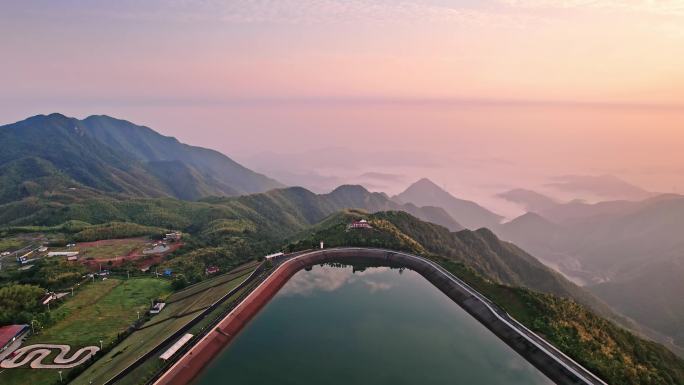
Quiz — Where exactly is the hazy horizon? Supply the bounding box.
[2,0,684,217]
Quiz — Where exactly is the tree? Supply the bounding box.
[0,284,45,325]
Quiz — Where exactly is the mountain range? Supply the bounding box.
[0,113,282,203]
[545,174,654,201]
[497,188,559,213]
[497,193,684,350]
[4,112,684,357]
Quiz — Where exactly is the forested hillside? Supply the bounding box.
[288,210,684,385]
[0,113,282,202]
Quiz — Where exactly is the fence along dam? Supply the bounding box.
[155,248,607,385]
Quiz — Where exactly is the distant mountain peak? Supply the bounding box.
[331,184,369,194]
[408,177,443,190]
[394,178,502,230]
[505,212,555,227]
[46,112,70,119]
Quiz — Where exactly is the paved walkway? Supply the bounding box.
[0,344,100,369]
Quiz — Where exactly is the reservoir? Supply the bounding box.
[195,263,554,385]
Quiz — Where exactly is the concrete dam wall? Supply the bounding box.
[155,248,606,385]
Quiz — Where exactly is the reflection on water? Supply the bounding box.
[280,264,393,296]
[196,263,554,385]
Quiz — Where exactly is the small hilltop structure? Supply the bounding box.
[348,219,372,230]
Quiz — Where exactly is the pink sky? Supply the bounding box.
[1,0,683,212]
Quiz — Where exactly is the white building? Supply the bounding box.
[264,252,284,260]
[48,251,79,257]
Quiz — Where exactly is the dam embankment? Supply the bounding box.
[154,248,605,385]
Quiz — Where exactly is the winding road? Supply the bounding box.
[0,344,100,369]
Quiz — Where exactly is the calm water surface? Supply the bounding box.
[196,264,554,385]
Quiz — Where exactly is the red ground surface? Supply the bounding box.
[75,238,183,271]
[76,238,146,249]
[0,325,27,349]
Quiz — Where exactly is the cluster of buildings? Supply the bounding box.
[164,232,182,243]
[9,245,80,267]
[144,232,182,255]
[348,219,373,229]
[16,250,38,265]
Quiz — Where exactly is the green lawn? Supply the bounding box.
[71,261,258,385]
[64,238,150,260]
[0,277,171,385]
[0,237,26,252]
[111,286,251,385]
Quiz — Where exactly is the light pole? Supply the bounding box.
[71,287,74,297]
[31,319,35,334]
[137,311,140,320]
[99,340,103,350]
[58,370,63,382]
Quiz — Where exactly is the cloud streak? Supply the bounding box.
[500,0,684,16]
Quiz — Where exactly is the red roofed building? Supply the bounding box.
[0,324,29,353]
[348,219,372,229]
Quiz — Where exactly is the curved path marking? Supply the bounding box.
[0,344,100,369]
[154,248,609,385]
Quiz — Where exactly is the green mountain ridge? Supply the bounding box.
[292,210,614,319]
[0,113,282,203]
[79,114,282,196]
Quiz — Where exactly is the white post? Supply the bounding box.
[58,371,62,382]
[31,320,35,334]
[137,311,140,320]
[99,340,103,350]
[71,287,74,297]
